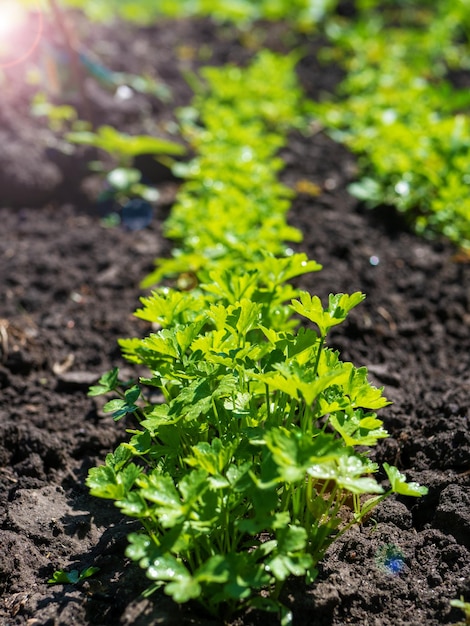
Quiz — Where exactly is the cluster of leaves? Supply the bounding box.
[311,2,470,250]
[87,52,427,622]
[143,50,306,287]
[89,267,426,621]
[48,566,99,585]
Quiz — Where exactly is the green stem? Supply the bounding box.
[265,383,271,423]
[211,397,223,436]
[270,578,284,602]
[284,397,297,429]
[312,335,325,379]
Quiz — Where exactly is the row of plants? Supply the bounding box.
[311,0,470,251]
[87,49,427,623]
[51,0,338,29]
[142,49,306,286]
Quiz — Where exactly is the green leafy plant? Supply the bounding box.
[143,50,307,287]
[48,566,100,585]
[312,4,470,251]
[451,597,470,626]
[88,263,426,620]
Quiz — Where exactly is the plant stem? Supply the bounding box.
[312,335,325,379]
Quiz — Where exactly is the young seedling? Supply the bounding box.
[48,566,100,585]
[451,597,470,626]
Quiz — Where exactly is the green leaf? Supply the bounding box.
[254,362,348,406]
[142,330,180,359]
[200,268,258,303]
[137,473,193,527]
[125,385,141,405]
[383,463,428,497]
[77,566,100,581]
[102,399,125,413]
[266,526,312,581]
[290,292,326,334]
[291,292,365,337]
[229,299,262,335]
[47,566,99,585]
[134,289,200,326]
[107,444,134,471]
[255,253,322,286]
[130,543,201,603]
[343,365,390,410]
[125,532,152,562]
[165,577,201,603]
[335,455,384,495]
[139,473,181,507]
[267,552,312,581]
[102,385,140,420]
[280,327,319,360]
[88,367,119,396]
[178,469,210,502]
[276,524,308,553]
[86,461,141,500]
[329,409,388,447]
[116,491,150,517]
[67,126,185,159]
[147,554,191,582]
[185,438,235,475]
[48,569,80,584]
[194,554,231,584]
[203,551,272,604]
[264,427,342,483]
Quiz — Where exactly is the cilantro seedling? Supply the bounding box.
[451,597,470,626]
[48,566,99,585]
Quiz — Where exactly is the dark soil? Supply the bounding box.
[0,11,469,626]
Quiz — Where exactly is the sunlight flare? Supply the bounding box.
[0,0,43,68]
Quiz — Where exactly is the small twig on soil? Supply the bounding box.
[0,320,9,362]
[377,306,397,332]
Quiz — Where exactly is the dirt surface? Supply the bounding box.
[0,11,469,626]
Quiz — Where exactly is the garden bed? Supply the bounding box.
[0,12,469,626]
